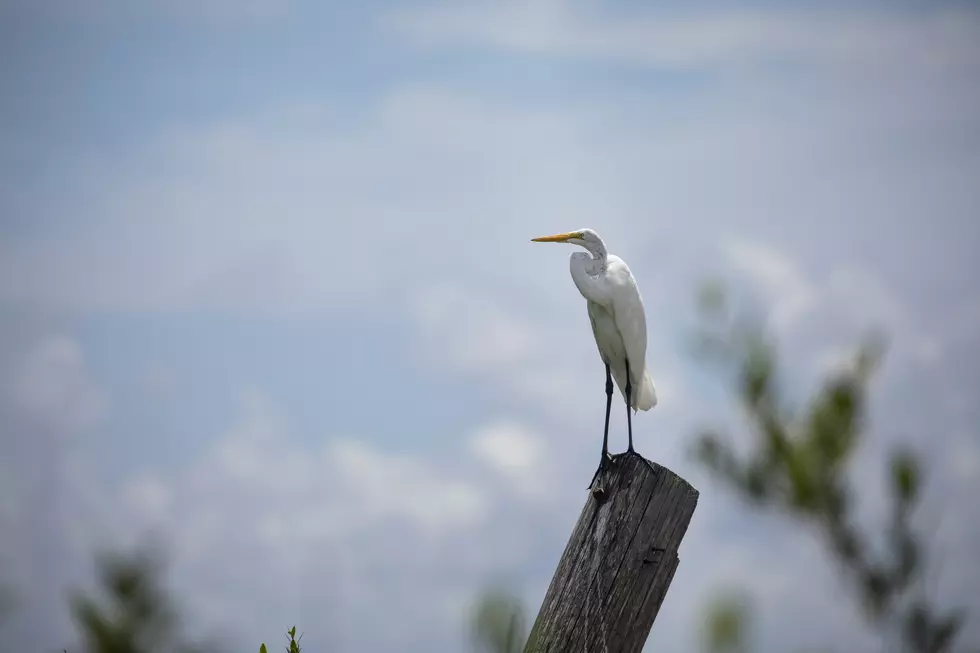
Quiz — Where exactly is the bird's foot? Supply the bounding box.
[611,448,659,476]
[588,452,614,497]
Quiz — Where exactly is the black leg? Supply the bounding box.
[602,361,613,460]
[588,362,615,491]
[620,359,657,474]
[625,359,634,453]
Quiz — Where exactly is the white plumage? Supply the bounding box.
[532,228,657,414]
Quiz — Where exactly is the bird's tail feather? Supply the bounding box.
[633,368,657,412]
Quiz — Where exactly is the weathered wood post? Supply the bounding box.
[523,452,699,653]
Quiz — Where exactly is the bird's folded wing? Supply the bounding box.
[612,287,648,381]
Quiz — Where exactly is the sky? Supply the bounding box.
[1,0,979,651]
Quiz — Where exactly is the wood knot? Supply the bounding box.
[642,545,666,565]
[590,484,607,502]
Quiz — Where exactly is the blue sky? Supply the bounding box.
[2,1,979,651]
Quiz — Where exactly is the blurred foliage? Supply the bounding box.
[67,546,207,653]
[692,281,969,653]
[66,544,300,653]
[703,591,751,653]
[470,589,527,653]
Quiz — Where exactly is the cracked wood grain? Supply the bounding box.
[523,453,698,653]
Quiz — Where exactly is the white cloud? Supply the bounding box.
[413,282,602,415]
[101,390,504,650]
[122,475,172,520]
[413,282,540,375]
[327,438,489,533]
[171,388,492,537]
[0,89,627,319]
[2,51,975,332]
[467,421,568,507]
[720,237,958,390]
[469,421,544,473]
[2,3,979,649]
[723,237,817,331]
[0,332,117,652]
[384,2,980,73]
[8,335,106,434]
[824,266,906,332]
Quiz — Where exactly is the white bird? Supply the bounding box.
[531,229,657,483]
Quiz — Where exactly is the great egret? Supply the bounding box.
[531,228,657,488]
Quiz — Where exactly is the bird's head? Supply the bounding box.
[531,228,602,250]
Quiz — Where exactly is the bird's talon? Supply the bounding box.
[588,453,613,492]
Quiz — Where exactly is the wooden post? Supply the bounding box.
[523,452,699,653]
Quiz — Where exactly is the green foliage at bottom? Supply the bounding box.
[67,546,206,653]
[258,626,302,653]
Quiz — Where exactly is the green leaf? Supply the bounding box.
[285,625,302,653]
[697,280,729,317]
[703,593,750,652]
[861,568,892,616]
[807,378,859,470]
[260,644,268,653]
[471,590,527,653]
[829,523,860,564]
[893,530,918,588]
[740,338,774,407]
[743,466,769,500]
[930,611,965,651]
[785,447,818,511]
[694,433,723,467]
[905,602,930,650]
[891,450,919,504]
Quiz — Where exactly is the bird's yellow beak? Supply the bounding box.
[531,231,580,243]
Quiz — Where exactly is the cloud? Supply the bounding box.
[719,235,959,394]
[0,88,631,319]
[2,49,976,329]
[412,282,540,375]
[3,375,518,650]
[99,390,514,650]
[470,421,544,473]
[3,2,980,649]
[383,1,980,73]
[0,331,115,651]
[327,438,489,533]
[7,334,107,434]
[408,280,596,424]
[722,237,817,332]
[122,475,173,525]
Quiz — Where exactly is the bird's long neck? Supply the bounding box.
[570,240,611,306]
[584,240,608,268]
